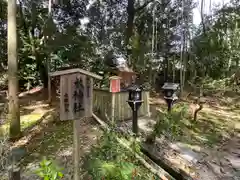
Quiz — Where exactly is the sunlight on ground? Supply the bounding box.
[0,97,53,137]
[22,103,50,110]
[21,113,46,129]
[0,111,48,136]
[58,147,73,157]
[155,99,240,148]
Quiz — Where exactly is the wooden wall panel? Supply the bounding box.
[93,89,150,122]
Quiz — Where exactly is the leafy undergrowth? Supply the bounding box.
[83,129,158,180]
[153,102,239,148]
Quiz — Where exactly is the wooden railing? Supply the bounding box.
[93,89,150,122]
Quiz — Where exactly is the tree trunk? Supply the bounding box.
[126,0,135,47]
[8,0,20,139]
[180,0,185,96]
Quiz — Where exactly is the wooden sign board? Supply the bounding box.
[60,73,87,120]
[49,68,102,121]
[110,76,121,93]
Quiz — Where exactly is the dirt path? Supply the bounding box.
[199,134,240,180]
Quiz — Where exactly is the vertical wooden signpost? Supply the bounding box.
[109,76,121,123]
[48,69,102,180]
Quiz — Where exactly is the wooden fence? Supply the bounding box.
[93,89,150,122]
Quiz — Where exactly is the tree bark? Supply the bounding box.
[200,0,206,35]
[8,0,20,139]
[126,0,153,47]
[126,0,135,47]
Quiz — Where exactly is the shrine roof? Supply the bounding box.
[109,76,122,80]
[116,66,137,73]
[49,68,103,80]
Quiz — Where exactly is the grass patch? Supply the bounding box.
[0,112,49,137]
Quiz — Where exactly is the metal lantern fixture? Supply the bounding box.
[162,82,179,112]
[127,84,143,135]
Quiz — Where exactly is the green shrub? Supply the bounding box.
[35,157,63,180]
[152,103,190,140]
[83,129,155,180]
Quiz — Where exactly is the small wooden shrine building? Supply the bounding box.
[112,66,137,89]
[48,68,102,120]
[105,53,137,89]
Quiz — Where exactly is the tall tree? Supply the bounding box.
[125,0,154,49]
[8,0,20,139]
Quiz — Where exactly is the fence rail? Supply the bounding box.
[93,89,150,122]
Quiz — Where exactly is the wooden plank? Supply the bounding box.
[60,75,68,120]
[68,73,75,120]
[145,91,150,117]
[93,89,150,122]
[111,93,116,123]
[81,74,87,117]
[85,77,93,117]
[88,78,93,117]
[73,119,80,180]
[60,73,87,120]
[75,73,86,118]
[117,93,122,121]
[48,76,51,103]
[49,68,102,80]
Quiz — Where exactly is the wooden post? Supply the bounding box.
[9,166,20,180]
[48,76,51,103]
[109,76,121,123]
[89,78,93,116]
[73,119,80,180]
[73,74,86,180]
[47,68,103,180]
[145,91,150,117]
[111,92,116,124]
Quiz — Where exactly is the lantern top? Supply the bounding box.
[162,82,179,90]
[127,84,142,92]
[49,68,103,80]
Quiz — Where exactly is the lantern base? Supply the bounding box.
[164,98,175,112]
[132,110,138,135]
